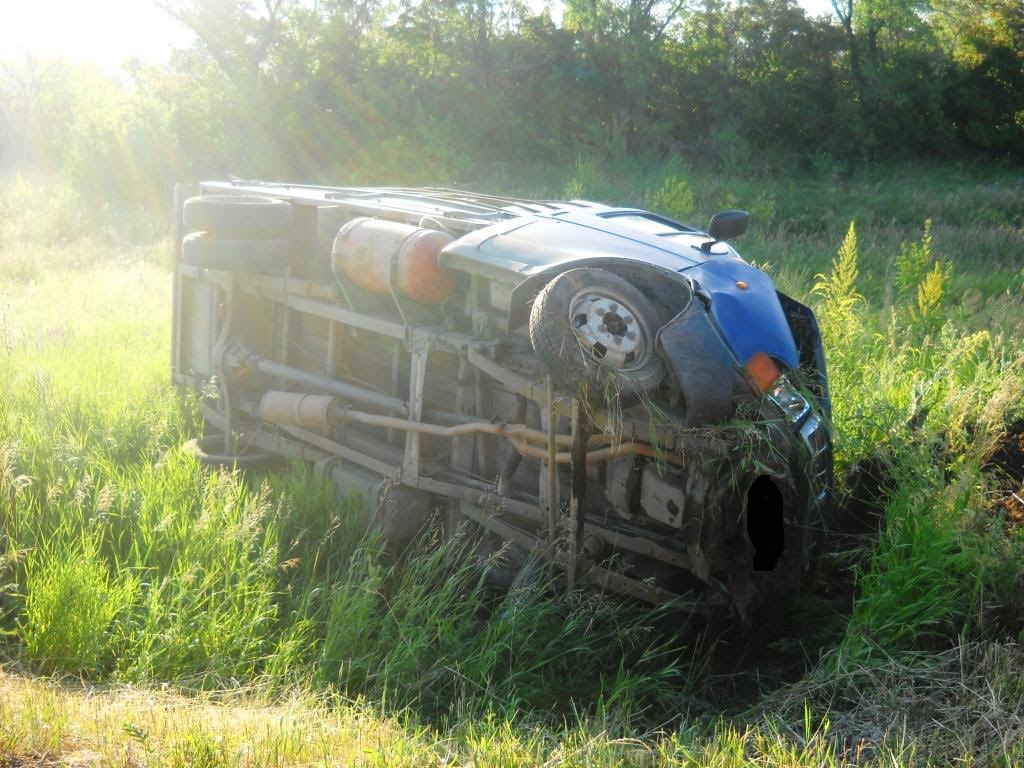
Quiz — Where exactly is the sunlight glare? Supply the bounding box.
[0,0,192,70]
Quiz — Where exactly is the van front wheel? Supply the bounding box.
[529,268,665,397]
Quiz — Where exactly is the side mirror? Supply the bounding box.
[707,210,750,242]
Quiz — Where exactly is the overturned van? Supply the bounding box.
[171,182,833,623]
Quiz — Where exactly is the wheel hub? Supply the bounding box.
[568,289,648,370]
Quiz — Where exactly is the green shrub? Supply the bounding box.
[894,219,934,300]
[647,175,695,221]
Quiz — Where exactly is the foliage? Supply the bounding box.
[646,174,696,221]
[914,260,951,324]
[19,540,138,675]
[895,218,934,300]
[813,221,863,352]
[1,0,1021,211]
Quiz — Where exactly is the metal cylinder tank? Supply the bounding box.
[259,391,335,430]
[332,217,459,305]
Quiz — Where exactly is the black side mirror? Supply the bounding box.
[707,210,750,242]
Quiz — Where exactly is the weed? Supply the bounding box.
[19,539,138,676]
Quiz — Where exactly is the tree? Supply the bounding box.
[156,0,293,86]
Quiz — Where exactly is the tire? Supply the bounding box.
[183,435,276,469]
[182,232,291,272]
[183,194,292,239]
[529,267,666,396]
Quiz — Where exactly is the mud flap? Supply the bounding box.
[656,301,737,426]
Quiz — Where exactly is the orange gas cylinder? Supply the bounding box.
[332,217,459,305]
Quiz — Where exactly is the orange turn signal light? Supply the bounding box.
[745,352,781,393]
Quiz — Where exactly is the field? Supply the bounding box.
[1,163,1023,766]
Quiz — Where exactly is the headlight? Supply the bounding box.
[767,375,810,423]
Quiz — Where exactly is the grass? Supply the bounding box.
[1,163,1023,765]
[3,643,1024,766]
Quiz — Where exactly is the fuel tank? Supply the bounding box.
[332,217,460,305]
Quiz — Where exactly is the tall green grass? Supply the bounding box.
[1,167,1023,763]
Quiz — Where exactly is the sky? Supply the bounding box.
[0,0,838,72]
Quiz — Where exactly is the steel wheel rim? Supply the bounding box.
[568,287,650,371]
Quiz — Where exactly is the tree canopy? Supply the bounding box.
[2,0,1021,196]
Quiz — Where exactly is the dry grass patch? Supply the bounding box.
[0,671,435,768]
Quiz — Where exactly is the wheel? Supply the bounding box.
[182,232,291,272]
[183,194,292,239]
[529,268,665,396]
[183,435,276,469]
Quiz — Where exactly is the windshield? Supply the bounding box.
[601,213,696,237]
